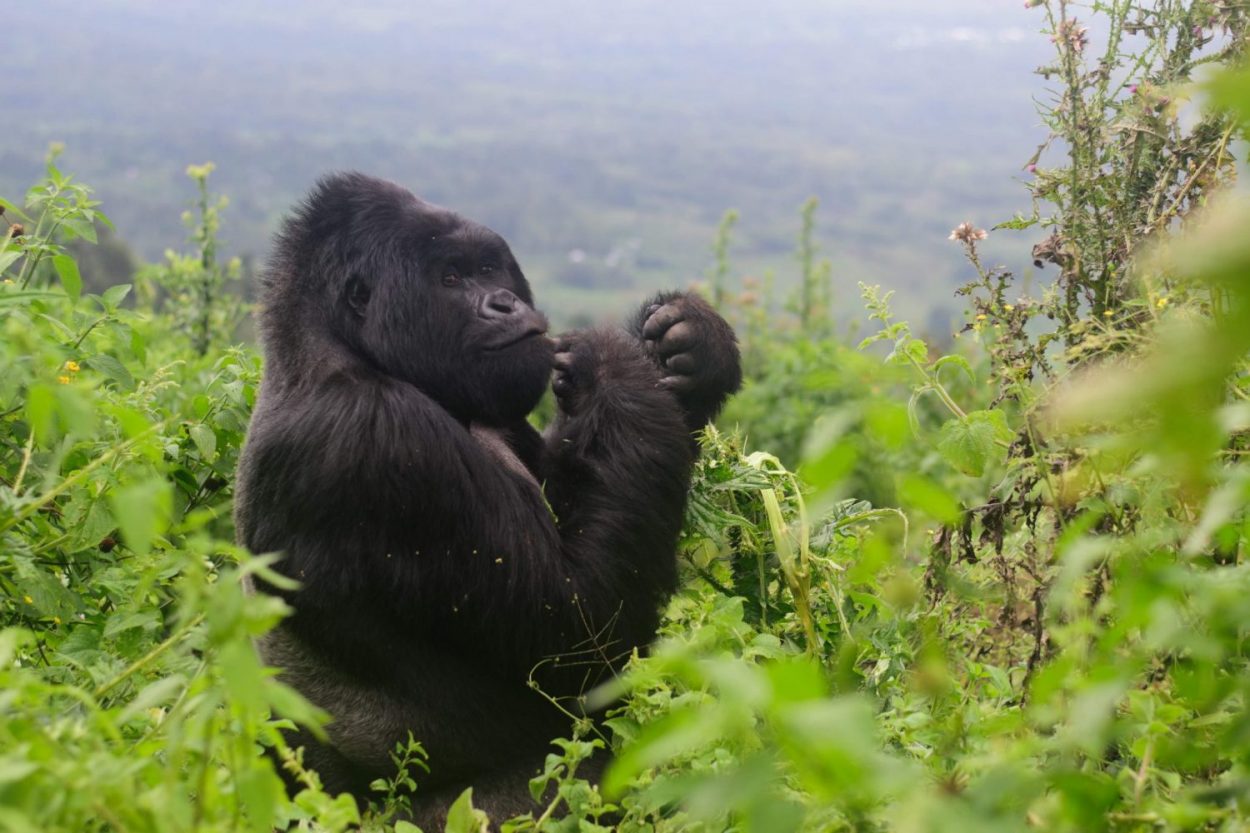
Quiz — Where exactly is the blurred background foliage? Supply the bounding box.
[3,0,1055,328]
[3,1,1250,832]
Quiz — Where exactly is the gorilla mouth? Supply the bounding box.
[482,328,547,352]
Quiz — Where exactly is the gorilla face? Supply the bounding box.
[311,176,554,424]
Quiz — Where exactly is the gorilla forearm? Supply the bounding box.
[246,350,691,684]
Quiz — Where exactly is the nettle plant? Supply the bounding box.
[0,160,370,832]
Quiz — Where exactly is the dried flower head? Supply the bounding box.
[1052,19,1089,52]
[9,223,24,238]
[949,222,988,244]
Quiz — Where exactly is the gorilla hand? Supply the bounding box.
[552,335,595,414]
[636,292,742,431]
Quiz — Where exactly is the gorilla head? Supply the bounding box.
[260,172,553,424]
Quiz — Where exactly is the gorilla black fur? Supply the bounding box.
[234,172,741,827]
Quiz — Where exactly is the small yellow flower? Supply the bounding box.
[1103,310,1114,317]
[2,278,13,286]
[53,616,61,625]
[57,375,71,385]
[1003,304,1014,312]
[1156,297,1170,309]
[23,595,33,604]
[975,313,988,321]
[64,360,80,373]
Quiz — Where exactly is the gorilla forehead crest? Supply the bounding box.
[283,172,509,273]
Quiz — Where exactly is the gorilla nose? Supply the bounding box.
[480,288,521,319]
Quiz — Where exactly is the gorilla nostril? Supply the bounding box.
[482,289,520,318]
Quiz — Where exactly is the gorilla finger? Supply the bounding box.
[642,304,685,340]
[662,351,698,375]
[658,374,697,393]
[553,351,574,370]
[657,321,697,357]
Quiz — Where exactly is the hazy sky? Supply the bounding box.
[5,0,1060,323]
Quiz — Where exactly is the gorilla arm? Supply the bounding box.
[242,329,693,689]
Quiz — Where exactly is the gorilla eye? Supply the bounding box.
[441,273,462,287]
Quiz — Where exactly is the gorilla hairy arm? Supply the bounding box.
[243,328,692,688]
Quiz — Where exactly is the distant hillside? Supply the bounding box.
[2,0,1053,326]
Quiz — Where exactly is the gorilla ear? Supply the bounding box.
[345,274,371,317]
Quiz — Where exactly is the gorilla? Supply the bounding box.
[234,172,741,827]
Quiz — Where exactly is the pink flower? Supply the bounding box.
[1052,19,1089,52]
[949,222,988,244]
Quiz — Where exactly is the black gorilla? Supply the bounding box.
[234,173,741,826]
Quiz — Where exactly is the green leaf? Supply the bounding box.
[108,478,172,556]
[189,423,217,461]
[60,215,97,243]
[936,409,1012,477]
[116,675,186,723]
[235,767,281,833]
[25,383,56,444]
[100,283,132,309]
[444,788,489,833]
[932,354,975,384]
[87,354,135,390]
[103,610,160,638]
[0,249,20,275]
[52,254,82,300]
[897,474,962,524]
[0,290,61,306]
[993,212,1040,231]
[0,196,31,222]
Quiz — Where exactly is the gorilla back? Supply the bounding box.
[234,172,741,826]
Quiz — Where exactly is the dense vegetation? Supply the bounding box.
[3,3,1250,831]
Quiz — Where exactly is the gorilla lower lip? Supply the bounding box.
[485,330,545,351]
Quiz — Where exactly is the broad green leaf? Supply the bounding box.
[116,675,186,723]
[897,473,962,524]
[444,788,490,833]
[60,215,97,243]
[936,409,1012,477]
[993,213,1040,230]
[100,283,132,309]
[0,196,31,222]
[87,353,135,390]
[932,354,975,384]
[0,290,61,306]
[0,249,20,274]
[103,610,160,638]
[52,253,81,300]
[108,478,172,556]
[189,423,217,461]
[25,383,56,443]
